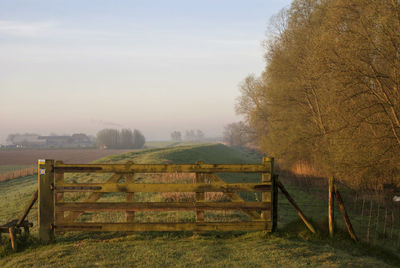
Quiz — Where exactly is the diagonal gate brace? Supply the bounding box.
[276,178,316,234]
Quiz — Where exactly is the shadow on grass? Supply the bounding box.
[277,218,400,267]
[57,229,252,244]
[3,218,400,267]
[0,234,41,258]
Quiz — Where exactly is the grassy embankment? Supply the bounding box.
[0,144,399,267]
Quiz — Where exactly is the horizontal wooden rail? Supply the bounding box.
[54,183,272,193]
[38,158,276,242]
[54,163,271,173]
[55,201,271,212]
[55,221,272,232]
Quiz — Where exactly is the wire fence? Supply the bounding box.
[277,173,400,250]
[4,168,400,252]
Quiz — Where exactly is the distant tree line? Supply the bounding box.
[170,129,205,142]
[170,131,182,142]
[96,128,145,149]
[236,0,400,189]
[6,133,40,147]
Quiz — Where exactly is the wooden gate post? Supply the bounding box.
[262,157,275,231]
[272,173,278,232]
[38,159,55,243]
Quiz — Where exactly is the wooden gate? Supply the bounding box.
[38,158,276,243]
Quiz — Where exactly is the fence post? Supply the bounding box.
[277,179,316,233]
[38,159,55,243]
[329,177,335,237]
[272,173,278,232]
[9,227,16,251]
[262,157,274,231]
[334,184,358,241]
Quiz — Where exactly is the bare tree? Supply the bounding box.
[223,122,251,147]
[170,131,182,142]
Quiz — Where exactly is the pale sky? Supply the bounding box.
[0,0,291,143]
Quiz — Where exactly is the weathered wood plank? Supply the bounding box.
[277,180,316,234]
[48,158,276,235]
[9,227,16,251]
[38,159,55,243]
[207,173,261,220]
[54,163,271,173]
[55,202,271,212]
[196,169,206,222]
[334,184,358,242]
[54,162,64,224]
[17,190,38,226]
[64,173,123,222]
[0,227,10,233]
[55,183,272,193]
[261,157,273,224]
[126,173,135,222]
[272,173,278,232]
[55,221,272,232]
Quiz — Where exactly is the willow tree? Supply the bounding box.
[237,0,400,189]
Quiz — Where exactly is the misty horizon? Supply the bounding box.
[1,125,223,145]
[0,0,292,144]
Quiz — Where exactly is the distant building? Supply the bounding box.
[72,133,91,144]
[11,134,46,147]
[38,133,93,148]
[38,136,72,147]
[7,133,94,148]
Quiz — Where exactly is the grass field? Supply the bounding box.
[0,149,134,165]
[1,144,399,267]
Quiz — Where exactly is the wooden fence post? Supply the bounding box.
[329,177,335,237]
[9,227,16,251]
[17,190,38,225]
[277,179,316,234]
[38,159,55,243]
[262,157,275,231]
[272,173,278,232]
[334,184,358,242]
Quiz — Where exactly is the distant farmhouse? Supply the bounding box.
[10,134,46,148]
[7,133,94,148]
